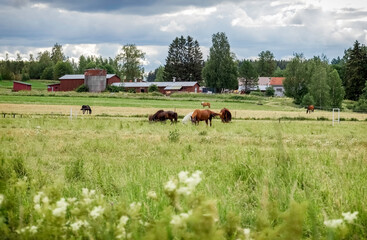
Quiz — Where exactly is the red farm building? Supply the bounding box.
[13,81,31,92]
[47,83,61,92]
[58,70,121,91]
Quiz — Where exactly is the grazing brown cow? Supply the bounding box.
[306,105,314,114]
[201,102,211,108]
[81,105,92,114]
[220,108,232,123]
[191,109,220,126]
[149,110,177,124]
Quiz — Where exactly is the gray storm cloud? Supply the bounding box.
[0,0,366,71]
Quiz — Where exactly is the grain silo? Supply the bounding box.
[84,69,107,92]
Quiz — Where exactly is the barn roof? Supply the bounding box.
[111,81,199,88]
[59,74,117,80]
[269,77,285,86]
[258,77,271,85]
[14,81,32,86]
[164,86,182,90]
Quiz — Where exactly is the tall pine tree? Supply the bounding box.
[163,36,203,82]
[344,41,367,101]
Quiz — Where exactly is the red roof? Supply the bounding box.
[269,77,285,86]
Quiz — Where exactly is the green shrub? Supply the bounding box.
[106,85,124,92]
[75,84,89,92]
[21,72,30,81]
[265,86,275,97]
[128,88,136,93]
[353,99,367,113]
[148,84,159,92]
[168,129,179,142]
[301,93,315,107]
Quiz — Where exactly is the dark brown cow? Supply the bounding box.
[149,110,177,124]
[306,105,314,114]
[220,108,232,123]
[191,109,220,126]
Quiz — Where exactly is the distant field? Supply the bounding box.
[0,80,59,90]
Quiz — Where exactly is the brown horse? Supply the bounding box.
[149,110,178,123]
[191,109,220,126]
[306,105,314,114]
[201,102,211,108]
[220,108,232,123]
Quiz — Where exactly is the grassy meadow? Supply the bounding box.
[0,112,367,239]
[1,90,367,239]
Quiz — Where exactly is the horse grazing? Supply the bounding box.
[306,105,314,114]
[201,102,211,108]
[182,112,193,125]
[191,109,220,126]
[149,110,178,124]
[220,108,232,123]
[81,105,92,114]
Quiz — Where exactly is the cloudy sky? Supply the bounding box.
[0,0,366,72]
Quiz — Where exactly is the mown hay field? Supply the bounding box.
[1,111,367,239]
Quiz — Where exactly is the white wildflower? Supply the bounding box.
[90,206,104,219]
[0,194,4,206]
[178,171,189,183]
[186,171,202,189]
[70,220,89,232]
[164,180,177,192]
[17,226,38,234]
[324,219,343,228]
[170,211,192,227]
[67,197,77,203]
[34,204,41,212]
[170,215,183,226]
[119,216,129,226]
[177,186,192,196]
[70,221,82,232]
[33,192,44,204]
[342,211,358,223]
[52,198,68,217]
[244,228,251,240]
[117,216,129,239]
[29,226,38,234]
[42,196,49,204]
[129,202,142,215]
[147,191,157,200]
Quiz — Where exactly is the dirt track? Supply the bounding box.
[1,103,366,120]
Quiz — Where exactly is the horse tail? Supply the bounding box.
[174,112,178,122]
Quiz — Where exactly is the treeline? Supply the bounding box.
[1,34,367,111]
[0,43,121,81]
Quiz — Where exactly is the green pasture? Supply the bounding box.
[0,89,303,112]
[0,115,366,239]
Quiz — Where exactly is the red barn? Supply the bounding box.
[47,83,61,92]
[13,81,31,92]
[59,73,121,91]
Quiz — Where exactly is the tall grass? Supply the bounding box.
[0,116,366,238]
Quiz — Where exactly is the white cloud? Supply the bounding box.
[160,20,186,32]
